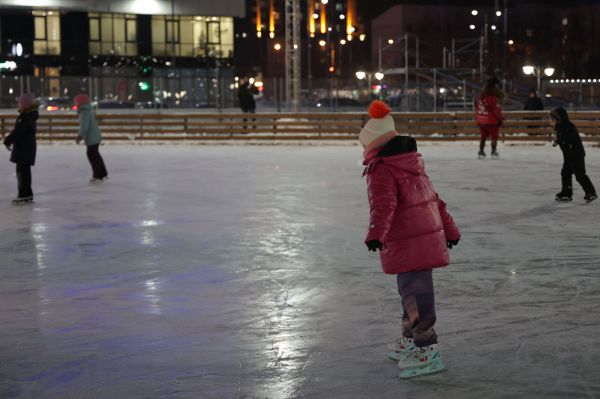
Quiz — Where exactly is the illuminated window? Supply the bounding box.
[152,16,234,58]
[89,13,137,56]
[33,10,61,55]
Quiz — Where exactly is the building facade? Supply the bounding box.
[0,0,244,107]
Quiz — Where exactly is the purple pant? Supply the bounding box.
[397,269,437,347]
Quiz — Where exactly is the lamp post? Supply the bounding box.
[522,65,555,93]
[356,70,385,101]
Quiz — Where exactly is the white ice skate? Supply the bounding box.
[387,337,416,361]
[397,344,446,379]
[89,177,103,184]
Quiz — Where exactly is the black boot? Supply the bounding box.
[556,187,573,201]
[584,192,598,203]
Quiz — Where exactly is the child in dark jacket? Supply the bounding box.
[550,108,597,203]
[3,94,39,205]
[360,100,461,379]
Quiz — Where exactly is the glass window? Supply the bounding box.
[207,22,220,44]
[152,16,166,55]
[114,16,125,43]
[90,13,137,56]
[34,17,46,40]
[101,15,113,42]
[166,19,179,42]
[33,11,61,55]
[90,18,100,41]
[126,18,137,42]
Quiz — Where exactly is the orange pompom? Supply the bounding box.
[368,100,391,119]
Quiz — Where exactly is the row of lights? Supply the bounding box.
[469,9,502,31]
[550,79,600,84]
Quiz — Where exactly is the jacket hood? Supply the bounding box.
[550,107,570,125]
[19,108,39,120]
[364,150,425,177]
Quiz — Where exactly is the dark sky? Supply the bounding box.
[360,0,600,20]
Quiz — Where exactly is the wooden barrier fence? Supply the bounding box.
[1,111,600,142]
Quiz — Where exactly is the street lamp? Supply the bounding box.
[356,71,385,101]
[522,65,555,92]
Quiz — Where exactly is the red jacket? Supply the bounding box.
[364,151,460,274]
[476,93,504,126]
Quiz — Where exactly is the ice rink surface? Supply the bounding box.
[1,143,599,399]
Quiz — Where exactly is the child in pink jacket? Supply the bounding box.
[360,100,460,379]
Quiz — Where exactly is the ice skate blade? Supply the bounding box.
[555,197,573,202]
[12,200,34,206]
[398,360,447,379]
[585,195,597,203]
[477,155,486,160]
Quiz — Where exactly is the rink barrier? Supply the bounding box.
[1,111,600,143]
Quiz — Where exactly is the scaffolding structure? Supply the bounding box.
[284,0,301,111]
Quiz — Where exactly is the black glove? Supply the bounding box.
[447,239,459,249]
[366,239,383,252]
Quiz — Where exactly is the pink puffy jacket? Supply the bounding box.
[364,151,460,274]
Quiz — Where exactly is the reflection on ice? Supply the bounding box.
[0,144,599,398]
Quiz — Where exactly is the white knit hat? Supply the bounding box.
[359,100,396,147]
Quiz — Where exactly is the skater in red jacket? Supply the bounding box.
[475,77,505,159]
[360,100,461,378]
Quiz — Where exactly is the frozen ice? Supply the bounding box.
[1,143,599,398]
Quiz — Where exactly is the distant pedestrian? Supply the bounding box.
[475,77,505,159]
[238,80,257,130]
[3,94,39,205]
[523,89,544,111]
[550,108,597,203]
[74,94,108,183]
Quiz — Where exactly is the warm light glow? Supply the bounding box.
[320,1,327,34]
[269,0,275,38]
[471,9,478,16]
[319,39,327,47]
[274,43,282,51]
[387,39,394,44]
[340,39,347,45]
[249,77,255,84]
[254,81,264,88]
[339,14,345,20]
[355,71,366,80]
[359,34,366,41]
[346,0,356,36]
[256,0,262,37]
[375,72,385,80]
[469,24,476,30]
[308,0,316,36]
[496,10,502,16]
[544,67,555,77]
[508,39,514,45]
[329,66,335,72]
[522,65,535,75]
[491,25,497,30]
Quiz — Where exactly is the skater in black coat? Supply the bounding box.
[3,94,39,204]
[550,107,597,203]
